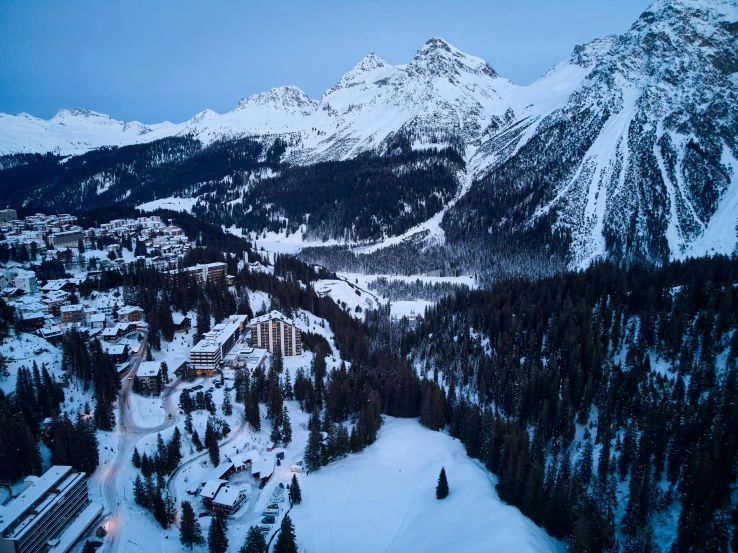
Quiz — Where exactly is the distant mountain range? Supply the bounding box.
[1,0,737,269]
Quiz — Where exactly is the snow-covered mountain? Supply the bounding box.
[1,0,737,267]
[445,0,738,266]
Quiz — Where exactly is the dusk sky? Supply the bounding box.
[0,0,652,123]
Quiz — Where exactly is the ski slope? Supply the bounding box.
[291,417,564,553]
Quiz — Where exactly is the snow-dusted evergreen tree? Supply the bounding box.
[436,467,449,499]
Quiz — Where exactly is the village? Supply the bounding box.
[0,208,321,553]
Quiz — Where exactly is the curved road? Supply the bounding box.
[166,404,247,527]
[98,332,182,553]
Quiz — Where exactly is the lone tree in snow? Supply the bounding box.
[240,526,267,553]
[274,514,298,553]
[179,500,204,549]
[436,467,449,499]
[289,474,302,505]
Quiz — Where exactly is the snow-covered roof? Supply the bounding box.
[212,485,245,508]
[137,361,161,378]
[251,457,275,478]
[250,310,296,326]
[89,313,106,322]
[118,305,143,315]
[229,449,260,470]
[171,313,189,325]
[199,479,227,500]
[103,344,126,355]
[191,340,220,354]
[0,466,73,534]
[205,462,234,483]
[60,304,83,313]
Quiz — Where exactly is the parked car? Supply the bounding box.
[259,526,270,534]
[271,496,285,503]
[261,515,276,524]
[262,510,279,517]
[290,464,304,473]
[267,504,279,511]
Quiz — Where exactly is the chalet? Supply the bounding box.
[38,326,64,345]
[172,313,191,333]
[117,305,144,323]
[102,343,129,364]
[60,304,84,324]
[228,450,260,472]
[42,291,69,316]
[88,313,106,329]
[211,485,246,515]
[199,479,227,510]
[19,311,45,331]
[200,462,235,487]
[251,457,275,483]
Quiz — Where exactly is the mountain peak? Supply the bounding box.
[234,86,317,116]
[408,37,499,80]
[355,52,389,72]
[51,109,114,121]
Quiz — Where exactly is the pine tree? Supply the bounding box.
[246,391,261,431]
[289,474,302,505]
[132,447,141,468]
[436,467,449,499]
[304,414,323,472]
[240,526,267,553]
[133,474,148,507]
[208,514,228,553]
[192,430,204,452]
[81,541,96,553]
[282,406,292,446]
[274,514,298,553]
[207,428,220,467]
[179,500,204,549]
[222,388,232,416]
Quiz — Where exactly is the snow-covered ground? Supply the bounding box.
[136,197,199,214]
[291,417,564,553]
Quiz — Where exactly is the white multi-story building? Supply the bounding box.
[0,466,102,553]
[249,311,302,356]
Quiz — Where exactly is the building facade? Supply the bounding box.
[0,466,101,553]
[249,311,302,356]
[60,305,84,324]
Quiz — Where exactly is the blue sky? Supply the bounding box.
[0,0,652,123]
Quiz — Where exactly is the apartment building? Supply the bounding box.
[249,311,302,356]
[48,231,83,249]
[0,466,102,553]
[137,361,163,394]
[189,321,241,374]
[169,262,227,287]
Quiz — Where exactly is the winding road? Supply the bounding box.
[97,332,182,553]
[165,404,247,527]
